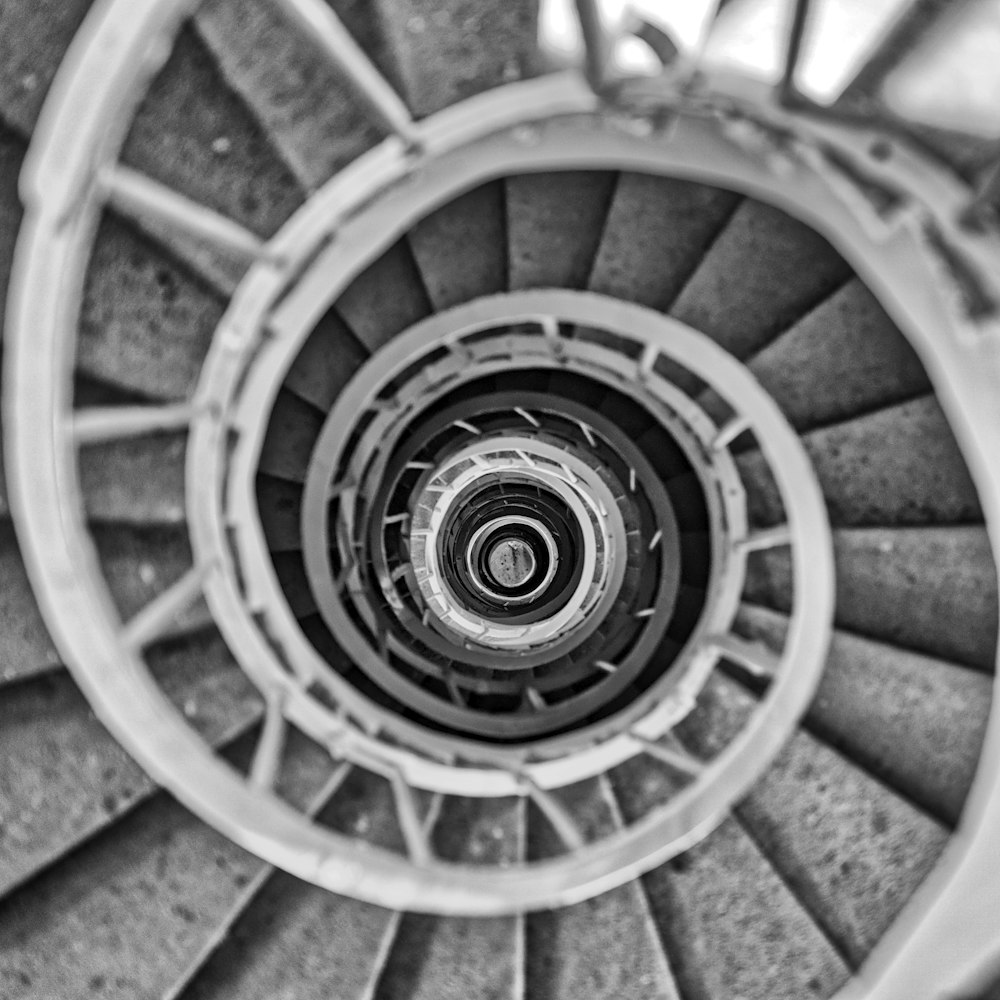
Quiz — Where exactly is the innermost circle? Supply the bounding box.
[486,537,537,590]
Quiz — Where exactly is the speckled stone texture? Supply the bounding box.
[745,525,999,670]
[0,632,260,901]
[738,394,982,528]
[374,0,540,117]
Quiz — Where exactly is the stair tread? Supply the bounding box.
[257,475,304,553]
[181,765,431,1000]
[736,603,993,826]
[699,278,931,432]
[0,521,221,685]
[0,727,330,1000]
[258,388,327,485]
[0,0,90,137]
[677,673,949,967]
[670,199,851,361]
[336,239,432,352]
[612,752,849,1000]
[0,521,59,682]
[374,0,538,118]
[81,217,225,401]
[123,23,303,238]
[737,394,982,527]
[92,524,214,639]
[79,432,188,526]
[0,630,262,901]
[0,127,23,328]
[194,0,386,192]
[284,309,370,413]
[507,172,617,291]
[588,172,739,311]
[271,551,318,619]
[744,524,999,671]
[527,776,681,1000]
[372,797,523,1000]
[408,181,508,309]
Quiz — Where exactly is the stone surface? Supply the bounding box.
[257,475,304,554]
[0,630,261,900]
[678,673,949,967]
[284,310,371,413]
[738,394,982,527]
[195,0,385,191]
[0,127,24,334]
[408,181,508,309]
[91,524,213,639]
[183,767,427,1000]
[0,0,92,137]
[0,729,329,1000]
[527,776,681,1000]
[271,551,318,619]
[589,172,739,312]
[79,432,188,525]
[507,171,617,291]
[670,199,852,361]
[374,0,539,117]
[699,278,931,431]
[258,389,327,484]
[374,796,523,1000]
[744,525,999,671]
[80,217,225,401]
[736,602,993,826]
[613,747,849,1000]
[124,25,304,236]
[336,239,432,351]
[0,521,59,682]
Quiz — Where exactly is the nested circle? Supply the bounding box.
[403,434,622,651]
[473,520,550,598]
[22,17,934,912]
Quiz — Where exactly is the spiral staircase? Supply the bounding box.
[2,1,1000,998]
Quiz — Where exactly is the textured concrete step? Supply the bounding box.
[258,388,326,484]
[744,525,999,671]
[372,796,524,1000]
[588,172,739,312]
[735,603,993,826]
[284,309,370,412]
[0,631,261,901]
[670,199,852,361]
[0,0,91,138]
[79,432,188,525]
[93,524,214,638]
[408,181,508,309]
[527,776,680,1000]
[738,394,982,527]
[0,520,220,686]
[81,217,225,400]
[0,521,58,682]
[0,126,23,330]
[115,23,307,297]
[611,752,849,1000]
[195,0,390,192]
[180,766,435,1000]
[373,0,539,117]
[0,728,332,1000]
[271,551,318,618]
[257,474,304,553]
[124,24,303,236]
[699,278,930,432]
[507,171,617,291]
[336,239,432,352]
[677,673,949,967]
[183,773,422,1000]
